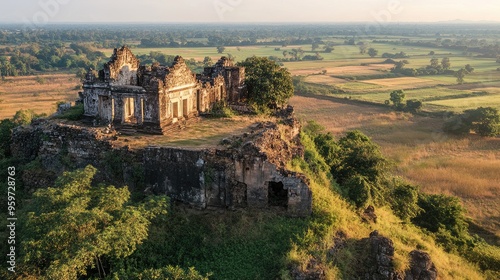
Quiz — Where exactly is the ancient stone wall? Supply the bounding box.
[11,114,312,217]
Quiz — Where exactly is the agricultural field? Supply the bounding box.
[0,74,80,120]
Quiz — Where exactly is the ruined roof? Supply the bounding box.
[104,46,140,81]
[216,57,234,67]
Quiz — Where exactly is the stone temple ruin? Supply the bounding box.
[81,46,246,134]
[12,46,313,217]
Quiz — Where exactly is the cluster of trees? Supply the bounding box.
[455,64,474,84]
[0,44,220,78]
[268,48,325,62]
[444,107,500,137]
[0,43,107,77]
[391,57,454,77]
[381,51,409,59]
[386,90,422,113]
[374,37,500,58]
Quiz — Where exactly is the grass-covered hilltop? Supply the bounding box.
[0,23,499,279]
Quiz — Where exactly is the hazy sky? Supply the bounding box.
[1,0,499,24]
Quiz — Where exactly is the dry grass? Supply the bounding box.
[113,115,271,149]
[0,74,80,119]
[290,94,500,239]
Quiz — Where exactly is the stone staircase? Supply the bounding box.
[118,124,138,135]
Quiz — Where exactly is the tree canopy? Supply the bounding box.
[367,48,378,57]
[20,165,168,279]
[443,107,500,137]
[237,56,294,110]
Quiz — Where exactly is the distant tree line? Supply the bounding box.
[0,44,215,77]
[0,43,107,76]
[373,38,500,58]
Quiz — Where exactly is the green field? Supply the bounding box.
[109,39,500,112]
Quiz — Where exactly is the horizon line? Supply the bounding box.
[1,20,500,25]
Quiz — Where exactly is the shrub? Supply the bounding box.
[343,175,377,208]
[443,114,470,135]
[405,99,422,113]
[412,193,468,236]
[443,107,500,137]
[57,103,84,121]
[208,101,234,118]
[389,182,421,222]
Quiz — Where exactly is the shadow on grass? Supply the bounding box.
[124,209,309,279]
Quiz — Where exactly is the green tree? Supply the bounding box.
[20,166,168,279]
[430,58,440,68]
[13,109,37,125]
[390,90,406,110]
[464,64,474,74]
[344,175,377,208]
[441,57,451,69]
[405,99,422,113]
[330,131,389,207]
[331,131,388,187]
[0,119,15,159]
[393,60,408,71]
[455,68,467,84]
[237,56,294,110]
[216,46,226,54]
[465,107,500,136]
[390,182,421,222]
[203,56,213,67]
[359,44,368,54]
[323,46,334,53]
[443,114,470,135]
[412,193,467,236]
[312,132,339,168]
[367,48,378,57]
[312,42,320,51]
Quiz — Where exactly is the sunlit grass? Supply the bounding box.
[290,94,500,240]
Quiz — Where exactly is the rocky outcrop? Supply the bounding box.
[405,250,437,280]
[324,230,437,280]
[290,257,326,280]
[11,111,312,217]
[367,230,403,280]
[366,231,438,280]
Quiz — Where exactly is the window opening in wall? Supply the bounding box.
[183,99,188,117]
[172,102,179,118]
[123,97,135,123]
